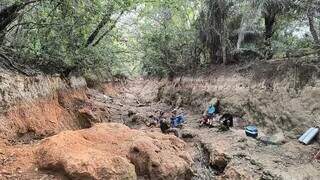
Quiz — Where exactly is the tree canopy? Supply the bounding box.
[0,0,319,79]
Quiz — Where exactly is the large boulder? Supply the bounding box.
[36,123,192,180]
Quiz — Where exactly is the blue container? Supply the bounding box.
[245,126,258,138]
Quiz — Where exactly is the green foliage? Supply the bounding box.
[3,0,138,79]
[1,0,319,79]
[139,0,201,77]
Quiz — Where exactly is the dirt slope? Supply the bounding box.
[0,63,319,180]
[157,61,320,137]
[0,70,193,180]
[115,75,320,180]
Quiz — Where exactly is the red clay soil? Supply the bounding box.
[0,123,193,180]
[0,88,113,142]
[0,89,87,140]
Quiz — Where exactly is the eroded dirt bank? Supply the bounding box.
[151,61,320,179]
[158,61,320,137]
[0,70,193,180]
[0,69,111,141]
[103,76,320,179]
[0,62,320,180]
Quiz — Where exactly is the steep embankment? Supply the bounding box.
[0,59,319,180]
[0,69,193,180]
[0,69,96,140]
[158,60,320,137]
[144,60,320,179]
[103,76,319,180]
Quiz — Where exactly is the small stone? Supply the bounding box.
[181,131,195,139]
[40,174,48,180]
[237,137,247,142]
[1,170,10,175]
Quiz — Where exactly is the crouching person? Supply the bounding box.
[160,119,180,137]
[218,113,233,131]
[200,99,220,127]
[148,111,165,127]
[170,109,185,128]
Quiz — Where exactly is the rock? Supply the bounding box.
[315,151,320,160]
[126,114,150,128]
[131,114,148,123]
[233,117,247,128]
[181,130,196,139]
[39,175,48,180]
[258,132,287,145]
[128,110,136,117]
[202,143,231,174]
[36,123,192,180]
[210,151,230,173]
[269,132,286,145]
[1,169,10,175]
[69,76,87,89]
[77,107,101,128]
[219,166,256,180]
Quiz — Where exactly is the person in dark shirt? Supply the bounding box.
[219,113,233,131]
[160,118,180,137]
[160,119,170,133]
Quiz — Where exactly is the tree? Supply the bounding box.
[1,0,319,79]
[306,0,320,48]
[139,0,200,77]
[0,0,40,44]
[255,0,292,59]
[199,0,234,64]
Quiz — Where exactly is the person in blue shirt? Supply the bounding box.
[200,100,220,126]
[170,109,185,128]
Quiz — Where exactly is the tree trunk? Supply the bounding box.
[307,10,320,47]
[86,6,114,47]
[92,11,124,47]
[0,3,22,43]
[237,17,245,49]
[221,23,227,65]
[0,0,39,44]
[264,13,275,60]
[218,0,227,65]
